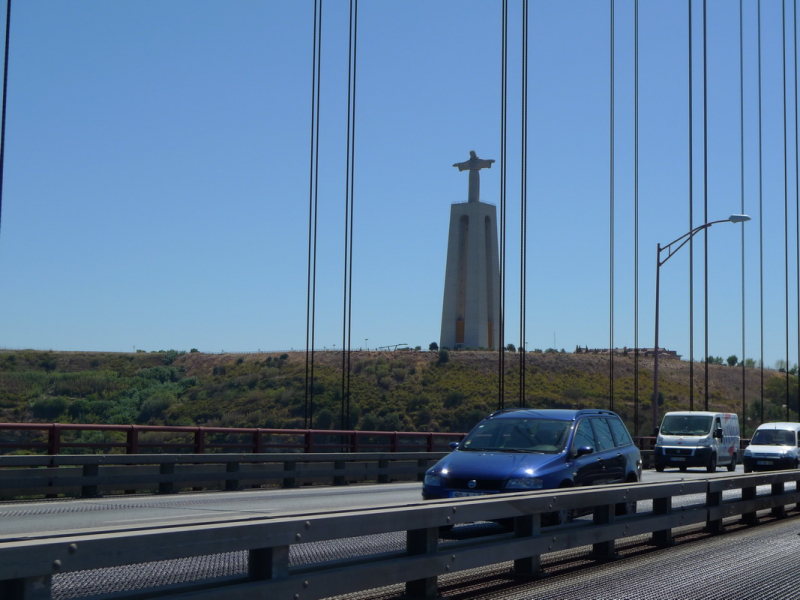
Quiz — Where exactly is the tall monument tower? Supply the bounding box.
[440,151,500,350]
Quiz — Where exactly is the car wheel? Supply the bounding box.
[744,464,752,473]
[707,453,717,473]
[679,466,687,472]
[655,465,665,472]
[727,453,737,472]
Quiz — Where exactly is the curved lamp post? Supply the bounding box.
[652,214,751,434]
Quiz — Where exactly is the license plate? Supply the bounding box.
[452,491,486,498]
[670,457,686,462]
[757,460,773,466]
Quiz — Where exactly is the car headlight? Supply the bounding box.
[424,473,441,486]
[744,448,752,456]
[505,477,543,490]
[697,438,711,447]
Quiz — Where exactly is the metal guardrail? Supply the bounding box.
[0,423,464,455]
[0,452,447,500]
[1,470,798,600]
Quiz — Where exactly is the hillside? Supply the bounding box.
[0,349,792,438]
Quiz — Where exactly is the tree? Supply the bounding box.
[437,349,450,364]
[726,355,738,367]
[506,343,516,353]
[429,342,439,351]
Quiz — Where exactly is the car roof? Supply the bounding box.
[488,408,619,421]
[755,422,800,431]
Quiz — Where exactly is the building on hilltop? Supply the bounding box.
[440,151,500,350]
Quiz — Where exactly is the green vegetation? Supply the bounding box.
[0,349,785,439]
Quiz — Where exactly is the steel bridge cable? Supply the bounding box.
[792,0,800,418]
[609,0,615,411]
[341,0,358,430]
[688,0,695,411]
[783,0,790,421]
[740,0,746,435]
[758,0,765,423]
[0,0,10,237]
[634,0,639,435]
[520,0,528,407]
[305,0,323,429]
[703,0,709,411]
[499,0,508,410]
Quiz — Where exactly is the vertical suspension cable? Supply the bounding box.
[609,0,615,411]
[341,0,358,431]
[0,0,11,237]
[499,0,508,410]
[794,0,799,424]
[703,0,709,411]
[634,0,640,435]
[520,0,528,407]
[689,0,695,411]
[304,0,323,429]
[783,0,791,421]
[739,0,746,435]
[758,0,765,423]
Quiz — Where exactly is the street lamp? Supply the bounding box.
[652,214,751,434]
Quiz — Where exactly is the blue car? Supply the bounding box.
[422,408,641,522]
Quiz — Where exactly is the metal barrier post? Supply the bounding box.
[771,482,787,519]
[225,462,240,491]
[248,545,289,581]
[706,487,723,534]
[591,504,617,559]
[406,527,439,598]
[333,460,346,486]
[126,426,138,454]
[378,459,390,484]
[0,575,52,600]
[417,458,428,482]
[194,429,206,454]
[47,425,60,456]
[283,460,297,489]
[741,483,758,525]
[513,514,542,577]
[81,464,99,498]
[159,463,175,494]
[652,496,674,546]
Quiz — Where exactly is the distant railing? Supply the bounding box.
[0,423,465,455]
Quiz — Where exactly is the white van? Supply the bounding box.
[654,411,740,472]
[743,422,800,473]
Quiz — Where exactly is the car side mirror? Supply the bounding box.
[449,442,459,450]
[714,428,723,440]
[654,426,659,436]
[575,446,594,457]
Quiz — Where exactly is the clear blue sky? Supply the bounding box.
[0,1,796,368]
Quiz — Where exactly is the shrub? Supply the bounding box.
[163,350,185,365]
[444,391,465,408]
[30,396,68,420]
[438,349,450,365]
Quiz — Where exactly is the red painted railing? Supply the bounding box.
[0,423,465,455]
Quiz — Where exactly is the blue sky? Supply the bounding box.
[0,1,797,368]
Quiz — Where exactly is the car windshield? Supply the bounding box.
[660,415,713,436]
[751,429,796,446]
[460,417,571,454]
